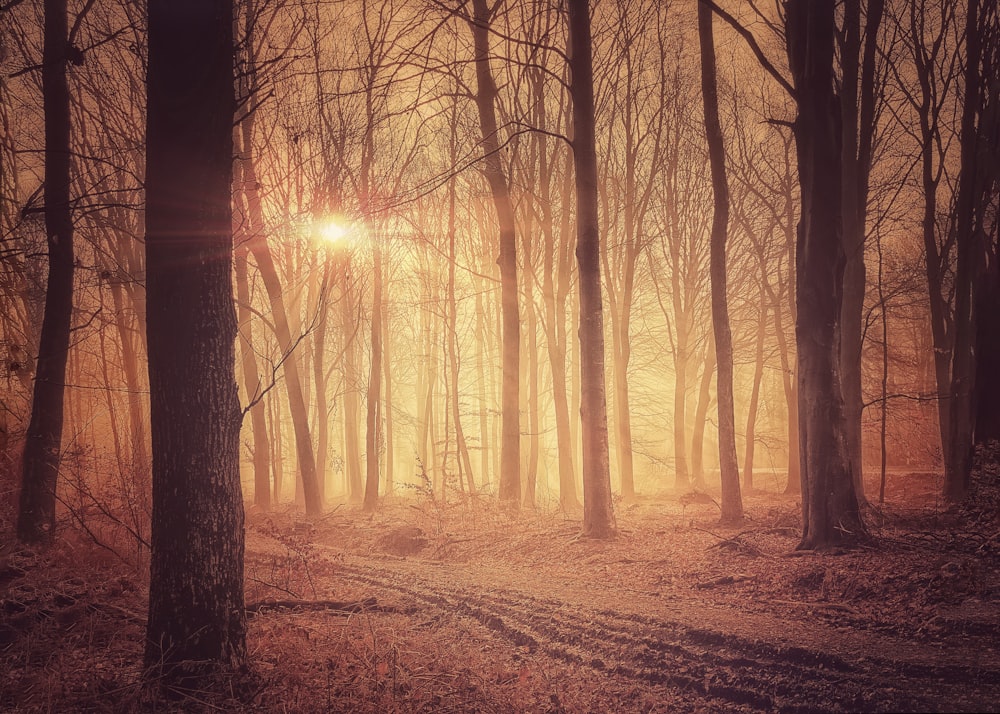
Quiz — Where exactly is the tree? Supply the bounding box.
[838,0,885,504]
[786,0,867,549]
[568,0,615,538]
[144,0,247,676]
[17,0,73,544]
[468,0,520,506]
[944,0,989,500]
[697,0,743,524]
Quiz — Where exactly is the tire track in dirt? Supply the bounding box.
[315,552,998,712]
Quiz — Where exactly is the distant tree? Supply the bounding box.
[697,0,743,524]
[568,0,615,538]
[786,0,867,548]
[144,0,247,676]
[16,0,73,544]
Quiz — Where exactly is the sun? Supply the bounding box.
[317,218,351,247]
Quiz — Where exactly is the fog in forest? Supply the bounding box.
[1,0,998,711]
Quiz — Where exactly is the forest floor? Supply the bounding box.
[2,467,1000,712]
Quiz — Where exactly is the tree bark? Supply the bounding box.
[944,0,983,501]
[786,0,867,549]
[470,0,520,505]
[17,0,74,544]
[698,0,743,524]
[144,0,246,675]
[569,0,615,538]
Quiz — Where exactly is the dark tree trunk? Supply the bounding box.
[786,0,867,549]
[568,0,615,538]
[698,0,743,524]
[17,0,74,544]
[470,0,520,505]
[945,0,985,501]
[144,0,246,675]
[838,0,885,504]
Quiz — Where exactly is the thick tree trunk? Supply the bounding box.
[787,0,866,550]
[17,0,74,544]
[470,0,520,505]
[144,0,246,675]
[569,0,615,538]
[698,0,743,524]
[944,0,983,502]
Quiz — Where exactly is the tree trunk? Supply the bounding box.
[569,0,615,538]
[17,0,74,544]
[698,0,743,524]
[742,296,767,492]
[144,0,246,675]
[690,337,715,490]
[787,0,866,549]
[673,344,691,489]
[944,0,983,502]
[240,115,322,516]
[363,244,383,511]
[235,242,271,510]
[470,0,520,506]
[838,0,885,504]
[340,261,363,501]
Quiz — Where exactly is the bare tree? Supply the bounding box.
[697,0,742,524]
[568,0,614,538]
[468,0,520,505]
[144,0,246,676]
[786,0,866,549]
[16,0,73,543]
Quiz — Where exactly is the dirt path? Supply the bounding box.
[241,505,1000,714]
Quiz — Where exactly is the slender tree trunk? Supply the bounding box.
[235,243,271,510]
[470,0,520,505]
[240,115,322,516]
[569,0,615,538]
[743,297,767,492]
[673,345,691,489]
[108,278,149,476]
[340,261,363,501]
[313,268,330,504]
[382,280,395,496]
[838,0,885,504]
[144,0,246,675]
[17,0,74,544]
[270,389,284,502]
[363,245,383,511]
[699,0,743,523]
[690,337,715,490]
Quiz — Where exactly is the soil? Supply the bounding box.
[2,470,999,712]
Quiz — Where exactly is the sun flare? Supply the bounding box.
[317,218,351,246]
